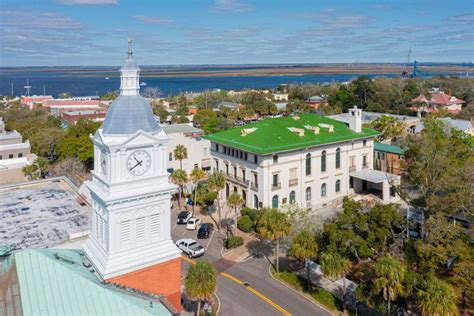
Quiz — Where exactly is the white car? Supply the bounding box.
[176,238,205,258]
[186,217,202,230]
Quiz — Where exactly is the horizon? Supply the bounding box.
[1,0,473,67]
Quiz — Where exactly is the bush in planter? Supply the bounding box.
[240,207,262,223]
[237,215,253,233]
[225,236,244,249]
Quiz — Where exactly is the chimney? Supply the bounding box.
[348,106,362,132]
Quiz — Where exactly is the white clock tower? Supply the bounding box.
[82,38,182,311]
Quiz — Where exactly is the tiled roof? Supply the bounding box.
[1,249,170,315]
[204,113,379,154]
[412,93,465,105]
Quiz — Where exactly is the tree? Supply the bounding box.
[227,192,244,232]
[417,276,458,316]
[153,104,169,122]
[372,255,406,315]
[185,260,217,316]
[365,116,405,142]
[35,157,49,178]
[190,167,205,216]
[193,108,217,127]
[141,87,161,99]
[22,163,39,180]
[256,208,291,273]
[320,252,351,313]
[58,92,73,99]
[290,229,318,291]
[171,169,187,209]
[100,91,117,101]
[49,157,88,186]
[208,172,225,231]
[173,144,187,170]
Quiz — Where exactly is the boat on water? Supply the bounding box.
[105,77,110,80]
[140,82,147,86]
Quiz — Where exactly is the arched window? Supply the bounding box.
[289,191,296,204]
[335,148,341,169]
[305,153,311,175]
[305,187,312,201]
[321,151,326,172]
[272,195,279,209]
[226,183,230,198]
[254,194,259,209]
[321,183,327,197]
[336,180,341,192]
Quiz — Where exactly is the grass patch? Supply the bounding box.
[272,268,343,312]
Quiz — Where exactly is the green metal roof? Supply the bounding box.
[204,114,379,154]
[374,142,404,155]
[9,249,171,316]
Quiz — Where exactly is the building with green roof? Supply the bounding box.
[204,108,401,210]
[374,142,405,176]
[0,249,173,316]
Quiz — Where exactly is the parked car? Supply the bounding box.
[197,223,214,239]
[186,217,202,230]
[176,238,205,258]
[177,211,192,224]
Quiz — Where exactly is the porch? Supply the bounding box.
[350,169,400,203]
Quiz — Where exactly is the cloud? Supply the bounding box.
[133,15,174,26]
[288,11,369,29]
[0,10,84,29]
[450,14,474,24]
[55,0,117,5]
[210,0,253,13]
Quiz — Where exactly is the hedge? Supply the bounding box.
[225,236,244,249]
[237,215,253,233]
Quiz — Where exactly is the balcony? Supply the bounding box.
[349,165,356,172]
[289,178,298,187]
[272,182,281,191]
[251,182,259,191]
[220,170,249,186]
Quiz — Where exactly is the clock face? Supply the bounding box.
[100,154,107,176]
[127,150,151,176]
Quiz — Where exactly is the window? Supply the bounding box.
[136,217,146,243]
[254,155,258,164]
[336,180,341,192]
[273,155,278,163]
[363,140,367,147]
[226,183,230,198]
[350,177,354,189]
[254,194,259,209]
[120,220,131,247]
[216,144,219,152]
[215,160,219,171]
[9,154,13,159]
[305,187,312,201]
[289,191,296,204]
[253,173,258,186]
[321,151,326,172]
[378,152,386,160]
[390,186,396,197]
[169,153,172,161]
[272,174,279,187]
[225,164,229,174]
[305,153,311,175]
[272,195,279,208]
[363,154,368,167]
[150,213,160,239]
[18,153,23,158]
[244,153,248,160]
[335,148,341,169]
[233,166,237,176]
[0,155,2,160]
[321,183,327,197]
[242,169,246,181]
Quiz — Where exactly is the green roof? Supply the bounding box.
[204,114,379,154]
[374,142,404,155]
[2,249,171,316]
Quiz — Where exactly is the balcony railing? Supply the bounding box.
[289,179,298,187]
[220,170,249,186]
[349,166,356,172]
[272,182,281,191]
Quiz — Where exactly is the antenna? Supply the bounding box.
[24,78,31,97]
[127,33,133,59]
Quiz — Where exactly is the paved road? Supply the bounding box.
[171,207,331,316]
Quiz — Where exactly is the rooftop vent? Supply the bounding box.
[241,127,257,136]
[304,125,320,134]
[318,123,334,132]
[288,127,305,136]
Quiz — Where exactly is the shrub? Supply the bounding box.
[225,236,244,249]
[240,207,252,217]
[237,215,254,233]
[240,207,262,223]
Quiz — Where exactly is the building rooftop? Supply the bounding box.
[0,178,90,250]
[415,117,472,134]
[350,169,399,183]
[0,130,22,141]
[374,142,404,155]
[329,111,419,125]
[162,124,202,134]
[204,113,379,154]
[0,248,170,315]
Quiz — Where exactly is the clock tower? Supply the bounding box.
[82,38,182,312]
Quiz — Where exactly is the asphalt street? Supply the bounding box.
[171,207,331,316]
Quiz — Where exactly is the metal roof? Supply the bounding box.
[350,169,399,183]
[101,95,162,135]
[162,124,202,134]
[374,142,404,155]
[1,249,170,315]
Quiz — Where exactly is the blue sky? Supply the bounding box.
[0,0,473,66]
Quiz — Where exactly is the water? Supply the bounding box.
[0,66,471,97]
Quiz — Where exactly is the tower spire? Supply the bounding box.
[127,35,133,59]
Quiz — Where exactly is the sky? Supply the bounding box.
[0,0,473,66]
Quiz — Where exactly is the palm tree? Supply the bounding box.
[372,255,406,315]
[290,229,318,291]
[171,169,188,209]
[227,192,244,232]
[208,171,225,231]
[417,276,458,316]
[36,157,49,178]
[256,208,291,273]
[190,167,205,216]
[22,163,38,180]
[173,144,188,170]
[185,260,217,316]
[320,251,351,313]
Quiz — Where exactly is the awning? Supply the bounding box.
[350,169,399,183]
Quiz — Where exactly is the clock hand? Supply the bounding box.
[129,160,143,171]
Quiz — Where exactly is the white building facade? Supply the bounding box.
[206,107,400,210]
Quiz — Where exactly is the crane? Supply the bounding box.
[401,49,411,78]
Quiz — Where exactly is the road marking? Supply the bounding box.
[205,230,215,250]
[181,256,292,316]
